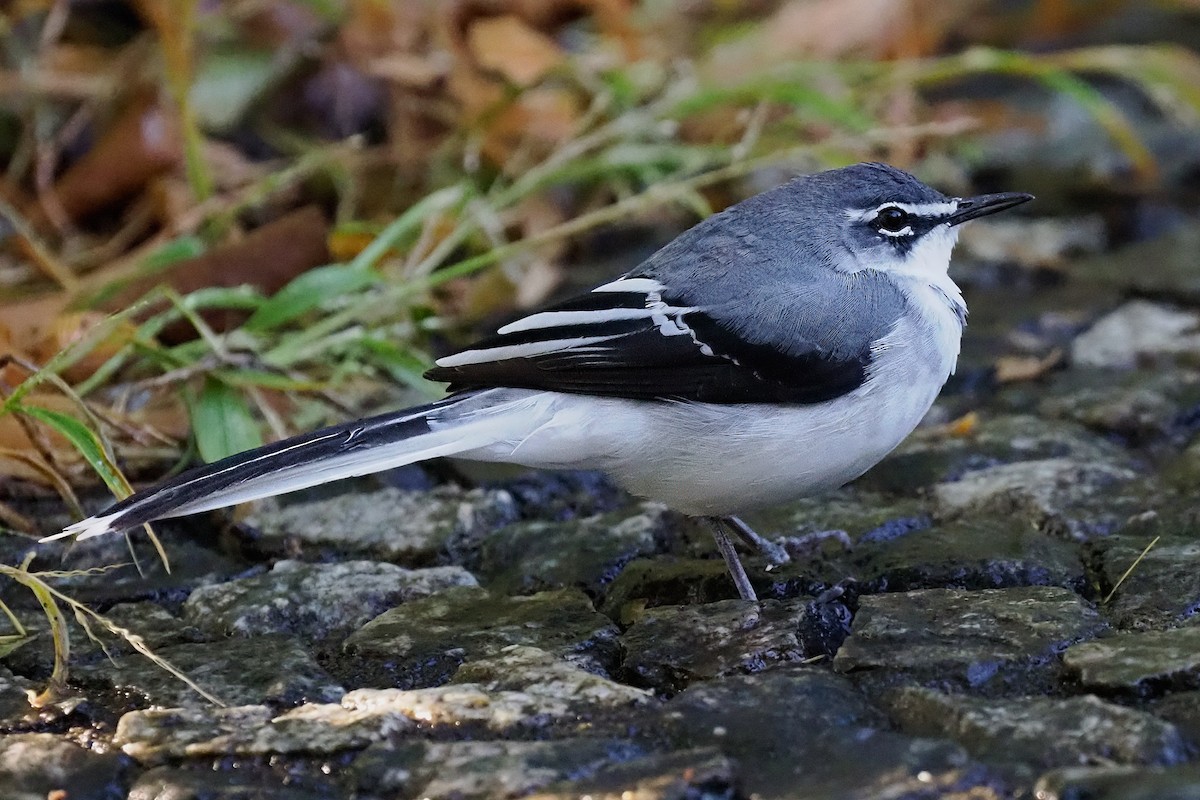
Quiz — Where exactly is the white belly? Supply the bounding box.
[456,302,960,517]
[459,367,946,516]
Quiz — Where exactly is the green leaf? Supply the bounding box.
[245,261,380,332]
[188,379,263,463]
[18,406,128,496]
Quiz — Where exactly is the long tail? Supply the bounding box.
[43,390,527,542]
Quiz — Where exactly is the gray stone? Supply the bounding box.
[531,748,738,800]
[115,703,414,765]
[1034,764,1200,800]
[886,687,1189,769]
[660,669,975,799]
[598,558,743,617]
[1072,301,1200,369]
[1076,221,1200,306]
[1098,531,1200,630]
[860,414,1129,495]
[1038,368,1200,445]
[242,485,519,565]
[77,634,344,708]
[478,503,664,594]
[1064,627,1200,692]
[118,650,648,767]
[834,587,1107,692]
[1153,691,1200,751]
[618,599,813,692]
[128,764,339,799]
[0,665,37,723]
[0,733,132,800]
[183,559,476,640]
[851,515,1086,593]
[450,645,651,709]
[342,663,647,733]
[351,739,644,800]
[342,586,621,684]
[932,457,1136,536]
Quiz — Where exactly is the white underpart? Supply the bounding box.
[890,222,966,375]
[460,310,956,516]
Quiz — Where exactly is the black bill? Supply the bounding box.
[947,192,1034,226]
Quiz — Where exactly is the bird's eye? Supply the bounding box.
[873,206,911,234]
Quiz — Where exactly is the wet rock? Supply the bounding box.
[0,665,37,723]
[1096,529,1200,630]
[1038,368,1200,446]
[103,601,207,649]
[861,414,1128,495]
[743,487,929,547]
[119,655,643,763]
[1063,627,1200,694]
[1034,764,1200,800]
[660,669,977,799]
[352,739,644,800]
[1152,691,1200,750]
[1077,221,1200,305]
[833,587,1106,693]
[1072,301,1200,369]
[478,503,664,595]
[241,486,519,566]
[532,748,738,800]
[932,457,1136,537]
[115,703,413,765]
[183,560,476,641]
[343,662,646,734]
[618,599,817,692]
[342,587,620,686]
[598,557,741,617]
[885,687,1189,769]
[0,733,132,800]
[492,469,630,521]
[128,763,340,800]
[958,214,1107,270]
[76,634,344,708]
[451,645,651,709]
[44,531,250,609]
[851,515,1086,593]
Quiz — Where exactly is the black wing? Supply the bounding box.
[424,277,878,404]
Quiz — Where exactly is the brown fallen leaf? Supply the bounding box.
[994,349,1064,384]
[103,205,332,342]
[467,14,565,86]
[46,94,183,223]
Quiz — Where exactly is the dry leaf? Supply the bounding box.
[27,312,140,385]
[467,14,565,86]
[994,349,1064,384]
[48,95,183,222]
[104,206,332,342]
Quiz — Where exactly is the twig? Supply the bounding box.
[1102,535,1160,605]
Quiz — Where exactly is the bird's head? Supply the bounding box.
[808,163,1033,282]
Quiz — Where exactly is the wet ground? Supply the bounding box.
[2,215,1200,799]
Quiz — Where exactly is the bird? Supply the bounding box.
[45,163,1032,602]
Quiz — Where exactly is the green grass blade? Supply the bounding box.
[187,378,263,463]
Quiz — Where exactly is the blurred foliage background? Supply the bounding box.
[2,0,1200,531]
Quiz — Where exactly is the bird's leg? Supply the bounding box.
[705,517,758,602]
[723,515,791,566]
